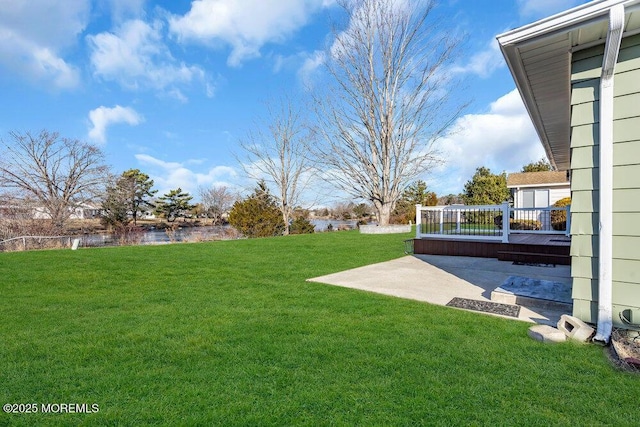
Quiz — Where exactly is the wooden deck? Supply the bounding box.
[507,234,571,246]
[413,234,570,265]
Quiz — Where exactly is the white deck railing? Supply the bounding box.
[415,203,570,242]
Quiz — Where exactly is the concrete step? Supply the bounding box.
[528,325,567,343]
[497,250,570,265]
[491,275,572,311]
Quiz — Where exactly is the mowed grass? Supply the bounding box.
[0,231,638,426]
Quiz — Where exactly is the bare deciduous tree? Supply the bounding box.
[0,130,110,231]
[199,185,236,225]
[238,98,313,235]
[313,0,467,225]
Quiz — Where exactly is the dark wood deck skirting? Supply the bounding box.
[413,234,570,265]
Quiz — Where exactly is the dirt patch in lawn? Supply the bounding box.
[608,328,640,374]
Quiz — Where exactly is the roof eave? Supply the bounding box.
[506,182,570,189]
[499,43,561,170]
[497,0,640,172]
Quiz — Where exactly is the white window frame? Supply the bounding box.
[521,189,550,208]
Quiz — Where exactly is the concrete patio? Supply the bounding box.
[308,254,572,325]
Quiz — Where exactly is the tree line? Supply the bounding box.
[1,0,559,241]
[0,126,555,240]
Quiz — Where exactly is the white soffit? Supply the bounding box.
[497,0,640,171]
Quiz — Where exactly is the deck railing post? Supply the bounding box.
[439,209,444,235]
[456,209,461,233]
[565,204,571,237]
[501,202,510,243]
[415,204,422,238]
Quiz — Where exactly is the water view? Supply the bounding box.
[80,219,361,247]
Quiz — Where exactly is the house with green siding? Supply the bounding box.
[498,0,640,343]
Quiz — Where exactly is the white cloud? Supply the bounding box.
[270,49,326,88]
[429,90,545,195]
[298,50,326,87]
[0,37,82,89]
[451,38,504,78]
[517,0,586,20]
[0,0,89,88]
[169,0,331,67]
[135,153,238,198]
[87,19,210,99]
[88,105,143,144]
[0,0,89,48]
[103,0,146,22]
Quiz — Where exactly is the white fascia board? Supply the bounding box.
[497,0,630,46]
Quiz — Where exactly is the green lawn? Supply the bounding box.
[0,231,637,425]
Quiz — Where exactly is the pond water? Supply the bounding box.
[79,219,363,247]
[310,219,359,231]
[80,226,230,246]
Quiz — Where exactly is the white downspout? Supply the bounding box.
[594,4,625,345]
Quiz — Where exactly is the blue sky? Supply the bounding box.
[0,0,589,204]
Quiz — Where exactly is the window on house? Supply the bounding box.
[522,189,549,208]
[522,190,534,208]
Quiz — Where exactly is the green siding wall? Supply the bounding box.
[570,33,640,327]
[552,212,638,235]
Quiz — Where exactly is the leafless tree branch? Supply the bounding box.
[313,0,468,225]
[198,185,237,225]
[237,97,315,235]
[0,130,110,231]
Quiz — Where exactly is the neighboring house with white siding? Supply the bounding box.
[507,171,571,230]
[31,203,101,220]
[507,171,570,210]
[498,0,640,342]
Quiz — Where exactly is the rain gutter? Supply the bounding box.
[594,4,625,345]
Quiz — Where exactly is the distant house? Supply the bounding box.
[0,199,102,221]
[507,171,570,210]
[141,210,156,220]
[70,204,102,220]
[30,203,101,220]
[0,199,22,215]
[498,0,640,341]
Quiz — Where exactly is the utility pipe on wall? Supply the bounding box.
[594,4,625,345]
